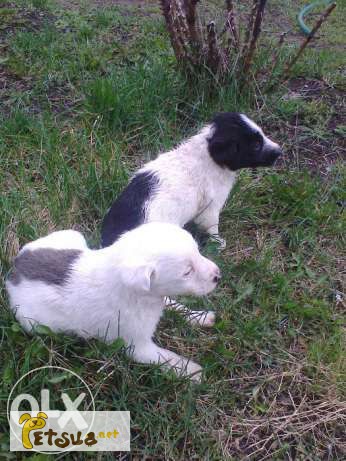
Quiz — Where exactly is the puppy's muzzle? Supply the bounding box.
[212,268,221,284]
[261,146,282,166]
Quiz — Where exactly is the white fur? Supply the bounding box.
[7,223,220,381]
[140,125,236,244]
[19,230,88,253]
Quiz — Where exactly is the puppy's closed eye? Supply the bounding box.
[183,266,194,277]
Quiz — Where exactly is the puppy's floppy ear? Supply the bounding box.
[121,261,156,292]
[208,133,238,168]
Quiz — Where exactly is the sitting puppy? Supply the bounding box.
[6,223,221,381]
[101,112,282,249]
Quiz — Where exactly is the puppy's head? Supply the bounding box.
[118,223,221,297]
[207,112,282,170]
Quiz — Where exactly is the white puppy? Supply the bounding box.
[6,223,221,381]
[101,112,282,249]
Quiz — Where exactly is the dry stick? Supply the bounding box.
[207,21,222,74]
[221,1,238,43]
[269,2,336,91]
[174,0,191,47]
[225,0,239,51]
[241,0,258,60]
[179,0,201,67]
[263,31,287,89]
[252,29,284,88]
[172,0,196,67]
[242,0,267,77]
[161,0,196,67]
[184,0,201,45]
[160,0,185,61]
[270,31,287,72]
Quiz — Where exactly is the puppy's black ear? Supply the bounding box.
[208,135,238,168]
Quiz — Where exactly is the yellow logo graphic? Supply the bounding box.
[19,412,48,449]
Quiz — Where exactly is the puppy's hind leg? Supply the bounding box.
[132,339,202,382]
[165,297,216,328]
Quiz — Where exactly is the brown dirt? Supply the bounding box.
[0,69,31,93]
[0,69,33,116]
[55,0,158,9]
[43,82,79,115]
[0,2,55,35]
[266,76,345,173]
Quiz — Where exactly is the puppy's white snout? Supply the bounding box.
[212,267,221,284]
[203,257,221,283]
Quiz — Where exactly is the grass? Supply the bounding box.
[0,0,345,459]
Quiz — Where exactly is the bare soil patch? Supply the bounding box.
[55,0,157,9]
[0,69,33,116]
[0,2,55,36]
[265,77,345,173]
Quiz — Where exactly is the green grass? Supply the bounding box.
[0,0,345,459]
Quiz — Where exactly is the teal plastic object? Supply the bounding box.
[297,0,333,35]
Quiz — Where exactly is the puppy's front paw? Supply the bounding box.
[187,361,202,382]
[200,311,216,328]
[187,310,216,328]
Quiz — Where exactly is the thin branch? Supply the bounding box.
[279,2,336,84]
[183,0,201,46]
[159,0,336,93]
[206,21,222,73]
[242,0,258,59]
[263,31,287,90]
[271,31,287,72]
[224,0,239,50]
[242,0,267,76]
[160,0,185,61]
[172,0,196,66]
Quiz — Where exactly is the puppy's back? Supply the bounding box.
[101,171,159,247]
[6,230,86,331]
[21,229,87,252]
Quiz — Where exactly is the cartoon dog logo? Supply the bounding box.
[19,412,48,449]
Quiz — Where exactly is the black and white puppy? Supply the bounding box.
[101,112,282,249]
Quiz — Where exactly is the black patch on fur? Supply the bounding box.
[101,171,159,248]
[8,248,81,286]
[208,112,282,170]
[184,222,209,248]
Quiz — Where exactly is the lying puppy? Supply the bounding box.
[101,112,282,248]
[6,223,221,381]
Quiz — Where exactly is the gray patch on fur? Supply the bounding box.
[8,248,82,286]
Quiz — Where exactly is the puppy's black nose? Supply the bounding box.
[264,148,282,166]
[275,147,283,157]
[213,271,221,284]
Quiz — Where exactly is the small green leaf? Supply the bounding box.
[11,322,22,333]
[109,337,126,352]
[3,364,15,384]
[34,324,55,336]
